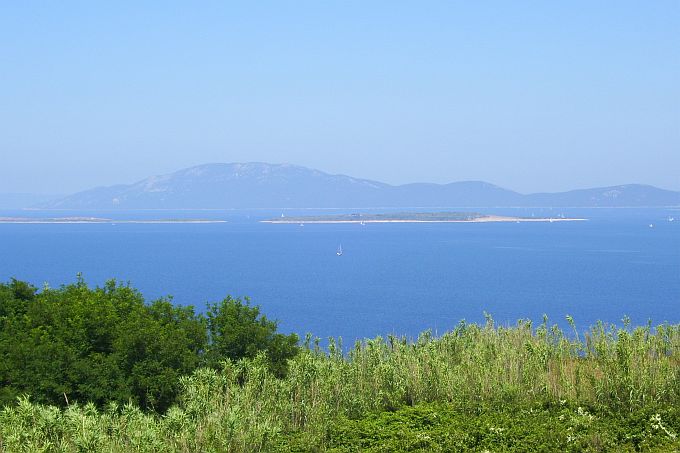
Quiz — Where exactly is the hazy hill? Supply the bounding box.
[38,163,680,209]
[0,193,64,209]
[524,184,680,207]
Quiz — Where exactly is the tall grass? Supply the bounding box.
[1,317,678,452]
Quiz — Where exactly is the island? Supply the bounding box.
[262,211,586,224]
[0,217,227,224]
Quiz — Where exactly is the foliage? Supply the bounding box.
[205,296,299,377]
[0,308,678,451]
[318,402,680,452]
[0,278,298,413]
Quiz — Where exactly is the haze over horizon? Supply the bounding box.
[14,161,680,198]
[1,1,678,194]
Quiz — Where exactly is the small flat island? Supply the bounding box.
[0,217,227,224]
[262,212,586,224]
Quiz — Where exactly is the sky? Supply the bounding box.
[1,1,678,195]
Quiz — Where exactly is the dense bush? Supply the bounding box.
[0,277,299,412]
[321,402,680,452]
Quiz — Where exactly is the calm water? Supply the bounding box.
[0,208,678,342]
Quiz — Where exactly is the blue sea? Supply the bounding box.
[0,208,678,342]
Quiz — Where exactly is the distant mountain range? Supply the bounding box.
[0,193,64,209]
[33,163,680,209]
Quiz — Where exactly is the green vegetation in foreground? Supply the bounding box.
[266,211,485,222]
[0,279,679,451]
[0,277,298,412]
[318,402,680,452]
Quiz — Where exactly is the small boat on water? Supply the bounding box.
[336,244,343,256]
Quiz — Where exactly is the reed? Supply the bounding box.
[1,317,678,452]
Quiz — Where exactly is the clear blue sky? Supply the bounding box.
[1,1,678,194]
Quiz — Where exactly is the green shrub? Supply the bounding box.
[0,278,299,413]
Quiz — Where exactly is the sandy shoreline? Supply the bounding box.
[262,215,587,224]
